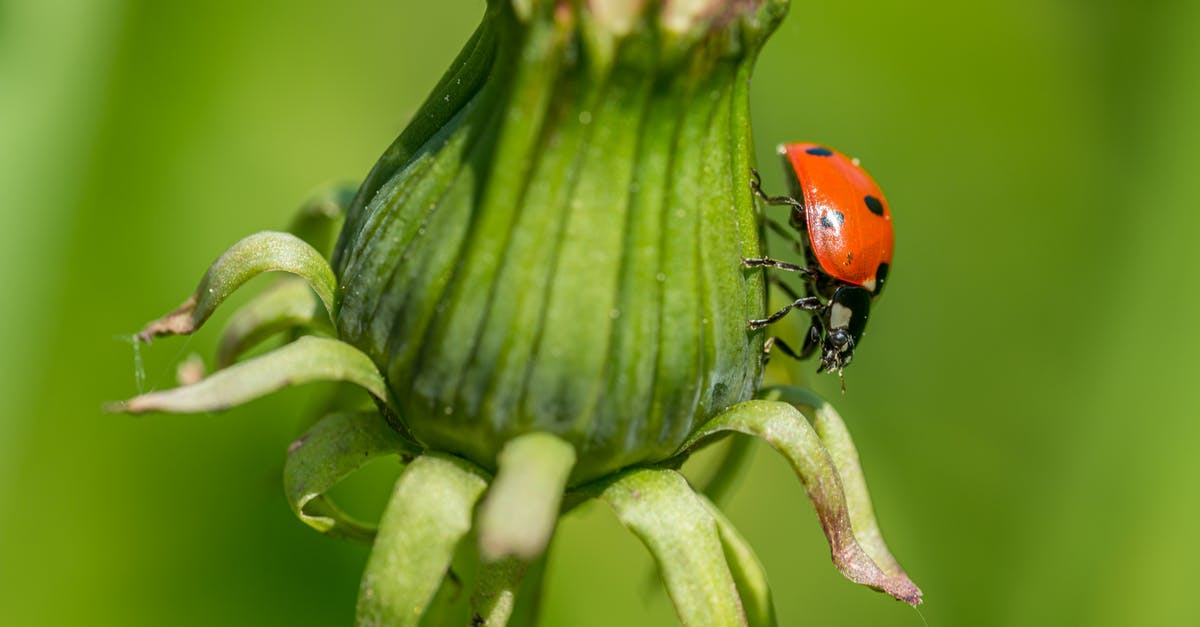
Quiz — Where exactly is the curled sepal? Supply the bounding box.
[477,432,576,562]
[216,277,332,368]
[594,468,747,627]
[108,336,390,414]
[284,411,418,543]
[287,181,357,256]
[697,495,777,627]
[681,400,922,605]
[760,386,913,583]
[137,231,336,342]
[357,454,488,627]
[694,434,756,508]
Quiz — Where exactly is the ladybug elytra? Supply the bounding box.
[745,142,894,380]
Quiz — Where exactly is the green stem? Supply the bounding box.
[469,558,526,626]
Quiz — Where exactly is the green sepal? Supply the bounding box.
[108,336,391,415]
[284,411,419,543]
[697,494,777,627]
[681,398,922,605]
[215,277,332,368]
[287,181,357,256]
[693,434,756,508]
[759,386,915,582]
[137,231,336,342]
[477,432,576,562]
[357,454,489,627]
[592,468,747,627]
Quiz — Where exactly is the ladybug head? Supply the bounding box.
[819,327,856,374]
[818,286,872,376]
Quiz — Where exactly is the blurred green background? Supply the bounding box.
[3,0,1198,625]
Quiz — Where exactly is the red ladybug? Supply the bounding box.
[744,142,894,377]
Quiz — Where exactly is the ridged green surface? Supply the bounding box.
[333,3,779,481]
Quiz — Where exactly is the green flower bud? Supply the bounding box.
[333,0,785,482]
[115,3,925,621]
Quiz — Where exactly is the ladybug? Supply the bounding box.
[744,142,894,378]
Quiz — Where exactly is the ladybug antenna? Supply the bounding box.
[838,370,847,394]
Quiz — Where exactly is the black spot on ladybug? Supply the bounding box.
[864,195,885,216]
[806,146,834,157]
[820,210,845,229]
[874,262,889,294]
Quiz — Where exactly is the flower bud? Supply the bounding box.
[333,0,785,482]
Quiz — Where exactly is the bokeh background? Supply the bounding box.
[3,0,1199,625]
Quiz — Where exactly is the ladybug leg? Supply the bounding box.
[765,302,824,360]
[762,336,802,362]
[764,217,796,240]
[799,315,823,360]
[742,257,818,280]
[748,296,825,330]
[765,217,811,259]
[768,274,804,301]
[760,318,822,367]
[750,169,805,213]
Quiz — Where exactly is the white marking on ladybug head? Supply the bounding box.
[776,144,788,155]
[830,302,853,330]
[862,277,877,292]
